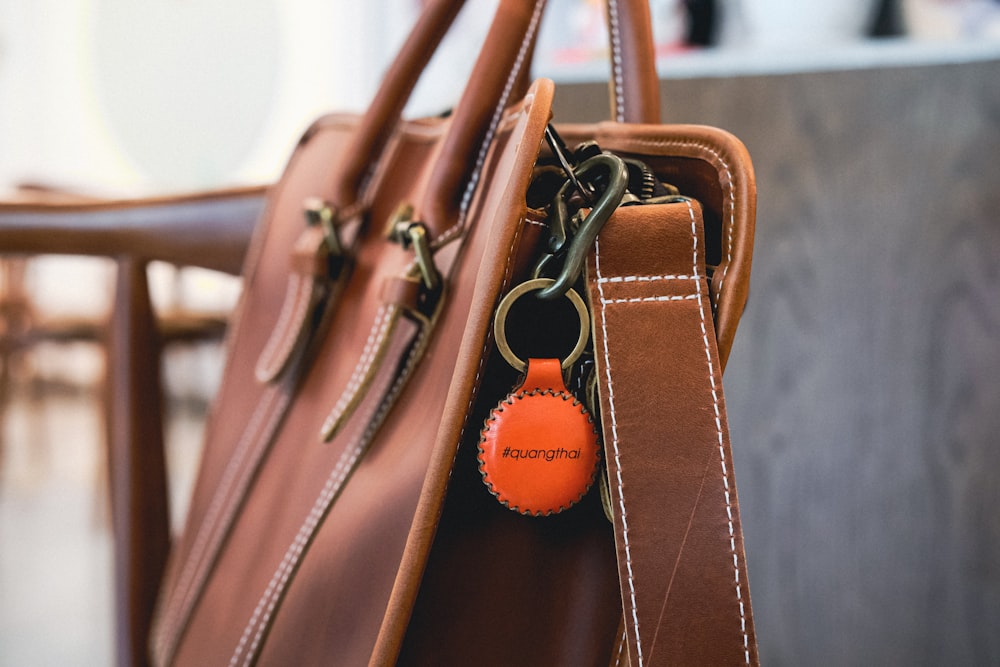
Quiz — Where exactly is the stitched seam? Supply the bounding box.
[477,388,597,516]
[685,200,750,665]
[609,137,736,313]
[230,430,368,667]
[595,237,643,667]
[154,384,288,662]
[232,312,428,666]
[607,294,697,304]
[319,305,391,435]
[435,0,545,249]
[599,274,697,284]
[614,627,627,667]
[450,213,527,505]
[154,386,279,649]
[255,274,312,381]
[157,244,335,660]
[608,0,625,123]
[719,164,736,313]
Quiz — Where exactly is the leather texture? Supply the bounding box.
[478,357,601,516]
[152,0,756,665]
[587,201,757,665]
[557,122,757,370]
[0,0,761,664]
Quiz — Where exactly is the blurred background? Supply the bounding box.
[1,0,998,664]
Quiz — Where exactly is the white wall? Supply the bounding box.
[0,0,506,196]
[0,0,499,391]
[0,0,391,194]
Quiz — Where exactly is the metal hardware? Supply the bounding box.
[385,202,415,240]
[599,469,614,523]
[398,222,440,292]
[535,153,629,300]
[544,124,594,205]
[493,278,590,373]
[384,202,441,292]
[303,198,343,257]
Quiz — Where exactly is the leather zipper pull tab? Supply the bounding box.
[255,198,344,384]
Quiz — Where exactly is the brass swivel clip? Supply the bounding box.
[387,203,441,292]
[303,197,345,277]
[533,152,629,300]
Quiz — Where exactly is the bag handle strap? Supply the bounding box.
[586,201,759,666]
[333,0,661,219]
[606,0,660,124]
[331,0,464,209]
[418,0,660,236]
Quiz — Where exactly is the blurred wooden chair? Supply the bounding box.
[0,185,265,666]
[0,186,109,413]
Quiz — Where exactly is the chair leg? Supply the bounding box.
[106,257,170,667]
[0,257,31,466]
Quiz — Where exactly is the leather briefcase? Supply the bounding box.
[150,1,759,664]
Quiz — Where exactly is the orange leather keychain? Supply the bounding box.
[478,279,600,516]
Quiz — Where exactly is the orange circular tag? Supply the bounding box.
[478,360,600,516]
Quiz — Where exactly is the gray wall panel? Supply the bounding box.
[555,58,1000,666]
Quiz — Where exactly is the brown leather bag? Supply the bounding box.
[147,1,759,664]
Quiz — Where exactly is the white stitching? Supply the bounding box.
[718,162,736,313]
[614,626,627,667]
[608,0,626,123]
[451,214,527,489]
[597,200,749,664]
[232,310,428,666]
[319,305,391,437]
[598,274,697,284]
[685,200,750,665]
[154,386,279,646]
[230,428,369,667]
[157,230,332,660]
[154,383,288,661]
[458,0,544,224]
[435,0,546,249]
[595,237,643,666]
[607,294,697,304]
[255,274,312,382]
[225,17,550,648]
[604,136,737,315]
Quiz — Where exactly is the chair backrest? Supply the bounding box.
[0,186,265,666]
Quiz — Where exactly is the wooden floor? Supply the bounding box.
[0,383,207,665]
[0,387,112,665]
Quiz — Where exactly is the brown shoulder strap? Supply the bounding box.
[586,200,758,666]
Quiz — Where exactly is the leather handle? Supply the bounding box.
[606,0,660,123]
[332,0,465,208]
[419,0,661,235]
[418,0,545,236]
[333,0,661,218]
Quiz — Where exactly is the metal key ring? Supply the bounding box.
[493,278,590,372]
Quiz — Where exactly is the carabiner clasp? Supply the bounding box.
[536,152,628,300]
